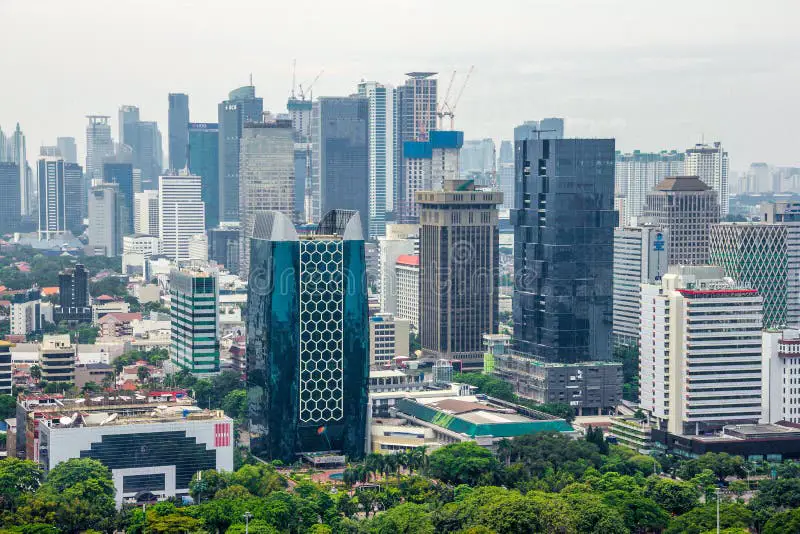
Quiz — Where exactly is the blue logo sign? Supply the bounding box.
[654,233,665,252]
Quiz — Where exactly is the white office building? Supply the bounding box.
[37,156,66,240]
[763,329,800,424]
[188,234,208,263]
[685,142,729,216]
[615,151,684,226]
[134,190,159,235]
[640,266,764,435]
[378,224,418,315]
[613,226,668,345]
[358,81,395,239]
[88,181,121,257]
[158,173,205,263]
[369,313,411,365]
[10,289,43,336]
[395,254,420,331]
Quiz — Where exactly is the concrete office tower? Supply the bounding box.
[417,180,503,371]
[170,268,220,374]
[460,138,496,186]
[118,105,140,147]
[710,223,799,329]
[168,93,190,171]
[188,122,219,229]
[745,162,772,194]
[612,226,669,346]
[0,163,21,232]
[399,131,463,223]
[762,329,800,424]
[378,224,419,314]
[761,201,800,328]
[188,234,208,263]
[642,176,720,265]
[358,81,395,239]
[0,341,10,395]
[132,121,163,189]
[88,181,121,257]
[513,138,616,363]
[218,85,264,223]
[395,254,420,331]
[54,264,92,324]
[310,97,369,234]
[134,190,159,236]
[36,157,66,240]
[430,131,462,191]
[86,116,114,181]
[103,163,134,236]
[238,120,295,278]
[246,210,368,462]
[514,118,565,141]
[686,142,729,216]
[614,151,685,226]
[497,140,514,210]
[39,334,76,383]
[158,173,206,262]
[288,97,312,141]
[10,124,30,216]
[640,266,764,435]
[208,223,240,274]
[63,163,84,233]
[10,288,43,336]
[57,137,77,164]
[369,313,411,365]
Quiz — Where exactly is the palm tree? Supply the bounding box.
[384,453,399,479]
[497,438,513,467]
[364,453,384,481]
[30,365,41,382]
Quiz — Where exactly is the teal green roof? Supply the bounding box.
[395,398,573,438]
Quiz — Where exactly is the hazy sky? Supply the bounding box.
[1,0,799,172]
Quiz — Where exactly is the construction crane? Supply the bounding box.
[437,66,474,130]
[298,69,324,101]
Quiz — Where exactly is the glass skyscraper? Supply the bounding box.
[103,162,134,236]
[188,122,220,229]
[512,138,616,363]
[247,210,368,463]
[168,93,190,171]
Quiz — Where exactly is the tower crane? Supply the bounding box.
[298,70,324,101]
[437,66,474,130]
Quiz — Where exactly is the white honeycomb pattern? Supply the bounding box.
[298,240,345,423]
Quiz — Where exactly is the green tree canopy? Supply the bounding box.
[427,442,500,486]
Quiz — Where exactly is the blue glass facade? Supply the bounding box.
[168,93,190,171]
[188,123,220,229]
[103,163,134,235]
[512,139,616,363]
[247,210,368,462]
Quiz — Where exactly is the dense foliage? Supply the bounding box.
[0,245,121,290]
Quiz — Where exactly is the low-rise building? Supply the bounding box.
[369,369,425,394]
[74,362,114,390]
[10,288,44,336]
[369,313,410,366]
[98,312,142,338]
[609,417,654,454]
[39,335,76,383]
[93,299,130,323]
[651,423,800,462]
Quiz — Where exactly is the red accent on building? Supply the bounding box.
[677,289,758,296]
[396,255,420,267]
[215,423,231,447]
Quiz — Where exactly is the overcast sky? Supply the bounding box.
[1,0,798,172]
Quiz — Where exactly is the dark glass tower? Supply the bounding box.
[247,210,368,463]
[0,163,21,233]
[512,138,616,363]
[168,93,190,171]
[64,163,84,234]
[54,263,92,324]
[103,162,134,236]
[188,122,220,229]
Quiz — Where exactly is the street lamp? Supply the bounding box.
[715,487,721,534]
[244,512,253,534]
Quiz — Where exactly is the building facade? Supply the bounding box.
[85,116,113,181]
[497,140,514,211]
[378,224,418,315]
[246,210,368,462]
[168,93,190,171]
[88,181,121,257]
[417,180,503,370]
[513,138,616,363]
[39,334,76,383]
[37,157,66,240]
[188,122,219,229]
[103,163,134,236]
[685,142,729,216]
[54,264,92,324]
[0,341,10,395]
[158,173,205,262]
[369,313,410,365]
[134,190,159,236]
[763,329,800,424]
[63,162,84,233]
[0,162,21,232]
[395,254,419,331]
[11,288,43,336]
[170,269,220,374]
[615,151,685,226]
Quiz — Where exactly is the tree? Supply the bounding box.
[473,491,542,534]
[0,395,16,419]
[0,458,44,510]
[137,366,150,384]
[230,464,286,497]
[427,442,500,486]
[585,426,609,455]
[145,511,204,534]
[600,490,670,533]
[81,381,101,394]
[29,366,41,382]
[224,519,279,534]
[368,502,435,534]
[763,507,800,534]
[43,458,111,494]
[665,502,752,534]
[645,476,700,515]
[222,389,248,419]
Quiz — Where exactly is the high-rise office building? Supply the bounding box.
[188,122,220,229]
[612,225,669,346]
[357,81,395,238]
[514,118,565,142]
[218,85,264,223]
[369,313,410,365]
[640,266,764,435]
[170,268,220,374]
[238,120,295,278]
[208,223,240,274]
[0,163,21,232]
[134,190,159,236]
[131,121,163,188]
[63,163,84,233]
[54,264,92,324]
[460,138,496,186]
[10,124,30,216]
[763,329,800,424]
[168,93,190,171]
[395,254,420,331]
[37,157,66,240]
[760,201,800,329]
[10,288,43,336]
[642,176,720,265]
[88,181,121,257]
[0,126,7,162]
[40,146,60,158]
[56,137,77,164]
[710,222,798,329]
[103,162,134,236]
[378,224,418,315]
[86,116,113,181]
[615,151,685,226]
[497,140,514,210]
[417,180,503,370]
[118,105,140,147]
[247,209,368,462]
[513,138,616,363]
[310,96,369,235]
[188,233,208,263]
[158,173,205,262]
[287,97,313,141]
[685,142,729,216]
[0,342,9,395]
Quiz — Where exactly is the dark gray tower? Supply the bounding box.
[168,93,190,171]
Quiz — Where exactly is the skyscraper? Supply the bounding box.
[311,96,369,235]
[218,85,264,223]
[497,140,514,210]
[88,181,121,256]
[615,151,685,226]
[238,120,295,278]
[514,118,565,141]
[642,176,720,265]
[358,81,395,239]
[54,264,92,324]
[417,180,503,371]
[158,172,205,262]
[56,137,78,164]
[247,210,368,462]
[103,162,134,236]
[170,268,220,374]
[37,157,66,240]
[460,138,496,186]
[134,190,160,236]
[378,223,418,315]
[0,163,21,232]
[513,138,616,363]
[118,105,140,147]
[86,116,113,181]
[168,93,190,171]
[63,162,84,234]
[10,124,29,216]
[131,121,163,188]
[685,142,729,216]
[188,122,220,229]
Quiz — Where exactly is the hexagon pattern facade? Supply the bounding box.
[299,240,344,424]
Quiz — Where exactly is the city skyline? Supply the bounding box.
[1,1,798,172]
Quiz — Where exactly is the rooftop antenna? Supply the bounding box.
[291,59,297,99]
[249,73,253,86]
